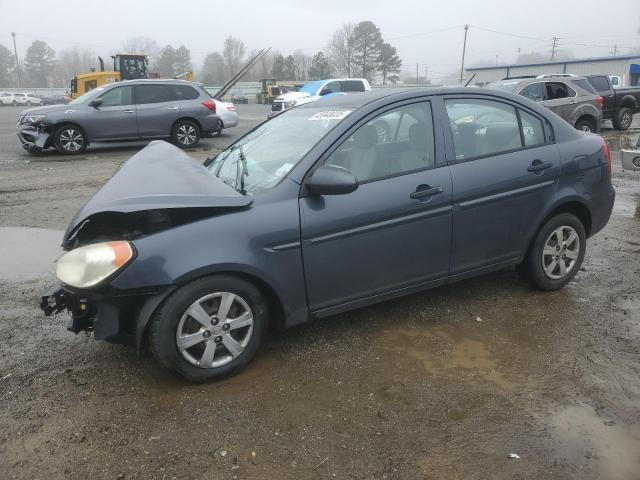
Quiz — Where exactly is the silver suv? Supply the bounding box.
[17,79,221,154]
[487,75,603,132]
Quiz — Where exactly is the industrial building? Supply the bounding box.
[466,55,640,86]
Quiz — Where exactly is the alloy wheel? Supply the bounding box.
[177,124,197,146]
[176,292,254,369]
[541,226,580,280]
[59,128,84,152]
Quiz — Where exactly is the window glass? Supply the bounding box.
[545,82,575,100]
[341,80,366,92]
[520,83,545,102]
[321,81,342,95]
[572,79,597,94]
[445,98,521,160]
[169,85,199,100]
[326,102,435,182]
[588,76,610,92]
[99,86,132,106]
[520,110,545,147]
[134,84,174,104]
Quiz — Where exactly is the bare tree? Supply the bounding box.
[222,37,245,76]
[327,23,355,77]
[54,47,96,87]
[121,36,160,64]
[292,50,312,80]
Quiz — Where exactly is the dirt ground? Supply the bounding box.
[0,105,639,480]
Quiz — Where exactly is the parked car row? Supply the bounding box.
[486,73,640,132]
[16,79,239,154]
[41,87,614,382]
[1,92,44,106]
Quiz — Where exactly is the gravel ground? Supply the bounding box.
[0,104,639,480]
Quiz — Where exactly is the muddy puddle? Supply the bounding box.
[0,227,62,280]
[550,403,640,480]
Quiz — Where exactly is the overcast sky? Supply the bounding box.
[1,0,639,80]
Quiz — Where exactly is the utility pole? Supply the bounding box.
[425,64,428,84]
[551,36,558,61]
[459,24,469,84]
[11,32,22,88]
[416,63,419,85]
[612,45,618,56]
[495,54,499,67]
[517,47,521,62]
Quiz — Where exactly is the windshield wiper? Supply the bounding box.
[235,145,249,195]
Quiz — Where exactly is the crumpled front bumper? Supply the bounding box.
[16,124,52,153]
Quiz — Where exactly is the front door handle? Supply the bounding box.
[167,106,179,110]
[410,185,444,199]
[123,109,135,114]
[527,159,553,173]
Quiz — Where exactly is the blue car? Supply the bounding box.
[41,87,615,382]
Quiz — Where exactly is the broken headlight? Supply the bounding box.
[21,114,46,125]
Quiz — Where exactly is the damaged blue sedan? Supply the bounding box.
[41,88,614,382]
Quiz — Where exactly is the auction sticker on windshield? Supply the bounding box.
[309,109,352,121]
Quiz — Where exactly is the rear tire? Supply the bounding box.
[613,107,633,131]
[149,275,268,383]
[171,119,200,148]
[54,124,87,155]
[574,117,596,133]
[518,213,586,291]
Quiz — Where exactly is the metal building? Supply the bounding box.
[466,55,640,86]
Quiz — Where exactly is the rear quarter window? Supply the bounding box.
[169,85,200,100]
[587,76,610,92]
[572,79,597,95]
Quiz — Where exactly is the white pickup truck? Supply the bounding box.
[268,78,371,118]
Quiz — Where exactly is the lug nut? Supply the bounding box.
[214,336,223,343]
[211,317,219,326]
[222,324,230,331]
[203,331,211,338]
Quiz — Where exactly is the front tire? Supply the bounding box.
[54,124,87,155]
[613,108,633,131]
[518,213,586,291]
[171,120,200,148]
[149,275,268,382]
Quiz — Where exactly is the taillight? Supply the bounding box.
[596,95,604,110]
[602,138,612,179]
[202,100,216,112]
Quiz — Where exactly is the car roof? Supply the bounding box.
[297,86,470,109]
[119,79,202,86]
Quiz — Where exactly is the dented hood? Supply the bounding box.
[64,141,251,240]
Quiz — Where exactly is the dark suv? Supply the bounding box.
[17,79,221,154]
[487,75,603,132]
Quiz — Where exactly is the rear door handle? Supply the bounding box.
[410,185,444,199]
[527,160,553,173]
[123,109,134,114]
[167,106,179,110]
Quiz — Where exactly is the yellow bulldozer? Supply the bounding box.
[69,54,193,99]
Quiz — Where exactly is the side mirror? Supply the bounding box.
[319,88,332,96]
[307,165,358,196]
[89,98,102,108]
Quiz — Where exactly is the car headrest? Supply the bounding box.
[485,123,520,148]
[353,124,378,148]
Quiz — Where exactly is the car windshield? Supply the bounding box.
[485,81,521,92]
[207,106,353,194]
[68,87,107,105]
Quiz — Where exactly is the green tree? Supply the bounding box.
[201,51,225,86]
[351,21,383,82]
[174,45,192,74]
[271,53,286,80]
[308,52,332,80]
[23,40,56,87]
[378,43,401,84]
[155,45,177,77]
[284,55,296,80]
[0,44,15,87]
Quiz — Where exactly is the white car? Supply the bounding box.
[212,100,239,134]
[0,92,16,105]
[13,93,42,106]
[269,78,371,118]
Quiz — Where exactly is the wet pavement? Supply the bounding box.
[0,106,639,479]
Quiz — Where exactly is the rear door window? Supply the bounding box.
[341,80,366,92]
[545,82,575,100]
[134,84,175,104]
[587,76,610,92]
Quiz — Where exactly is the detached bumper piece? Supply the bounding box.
[40,288,93,334]
[16,125,51,153]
